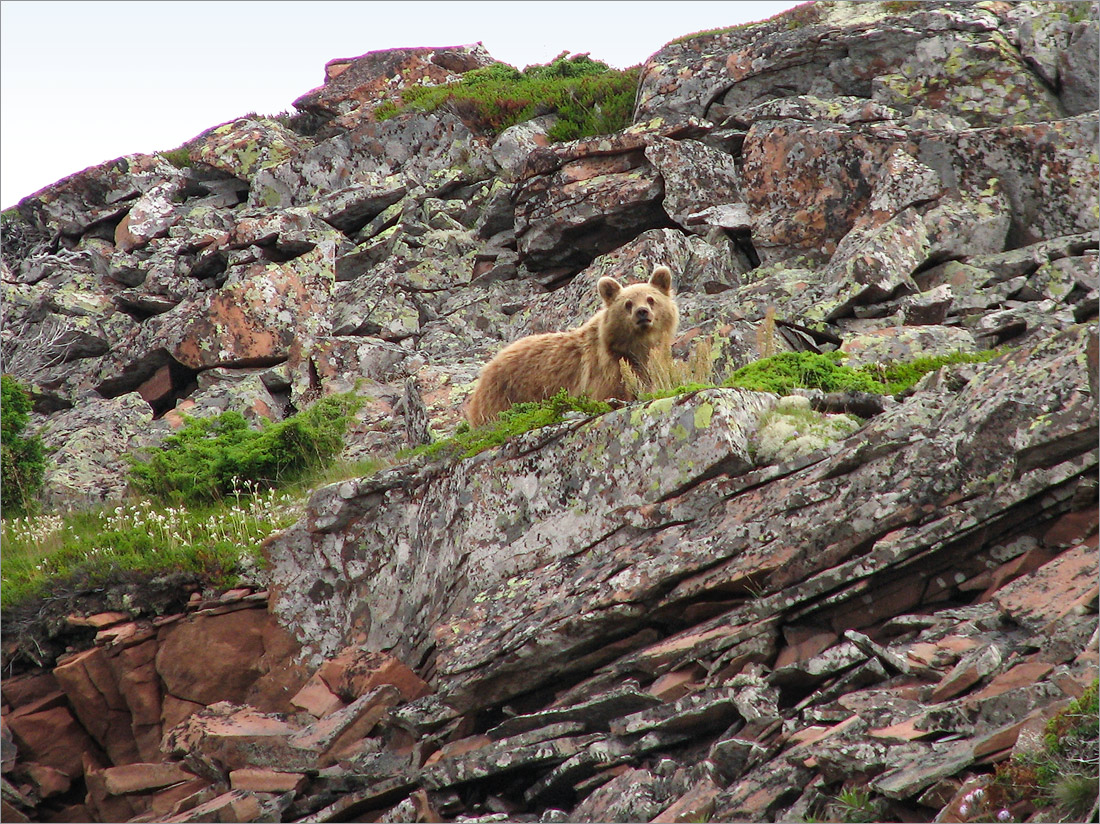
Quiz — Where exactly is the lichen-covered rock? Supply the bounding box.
[636,2,1091,127]
[267,388,777,666]
[35,392,157,508]
[191,117,313,185]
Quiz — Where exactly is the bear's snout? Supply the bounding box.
[634,306,652,326]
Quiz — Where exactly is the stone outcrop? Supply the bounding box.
[1,2,1097,822]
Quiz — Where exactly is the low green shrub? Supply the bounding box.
[403,389,612,462]
[1,375,47,516]
[376,54,640,141]
[129,393,361,503]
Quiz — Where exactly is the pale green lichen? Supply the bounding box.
[753,401,862,465]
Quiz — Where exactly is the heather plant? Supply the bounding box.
[376,54,640,141]
[1,375,47,516]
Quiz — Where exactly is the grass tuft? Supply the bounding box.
[1,486,300,612]
[401,389,612,463]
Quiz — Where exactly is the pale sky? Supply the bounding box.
[0,1,803,209]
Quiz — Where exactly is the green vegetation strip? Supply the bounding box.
[375,54,640,142]
[1,392,365,613]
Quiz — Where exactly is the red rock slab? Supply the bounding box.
[289,672,344,718]
[229,767,307,793]
[930,644,1003,703]
[95,621,155,647]
[24,763,71,798]
[423,734,492,767]
[976,546,1060,603]
[0,671,63,711]
[84,753,142,822]
[1042,505,1098,548]
[993,542,1099,630]
[148,778,212,819]
[7,704,96,778]
[155,608,269,706]
[1010,699,1074,757]
[163,789,263,823]
[318,648,431,702]
[0,799,30,823]
[774,627,838,670]
[647,667,703,702]
[287,685,401,767]
[65,611,132,629]
[868,717,937,742]
[102,762,194,795]
[965,661,1054,703]
[972,719,1027,760]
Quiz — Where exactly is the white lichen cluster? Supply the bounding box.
[753,394,862,465]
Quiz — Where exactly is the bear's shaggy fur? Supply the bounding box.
[466,265,679,425]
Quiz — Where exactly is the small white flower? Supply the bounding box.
[959,803,970,817]
[997,811,1012,822]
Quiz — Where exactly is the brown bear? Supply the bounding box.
[466,265,679,425]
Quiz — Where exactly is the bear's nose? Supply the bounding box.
[635,306,651,324]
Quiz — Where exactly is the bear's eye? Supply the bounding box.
[647,297,655,307]
[624,300,633,311]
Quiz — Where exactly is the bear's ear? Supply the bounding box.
[649,265,673,295]
[597,277,622,305]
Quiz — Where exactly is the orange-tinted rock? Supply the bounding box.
[52,646,140,765]
[317,649,431,703]
[162,695,204,734]
[1042,505,1098,548]
[148,778,212,819]
[287,685,401,767]
[157,248,335,371]
[423,734,492,767]
[1,672,63,711]
[242,618,310,714]
[136,363,175,407]
[83,753,142,822]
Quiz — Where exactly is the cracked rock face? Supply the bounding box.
[1,2,1097,823]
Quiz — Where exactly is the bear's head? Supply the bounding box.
[596,266,679,353]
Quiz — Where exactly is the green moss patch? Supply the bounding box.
[723,349,1004,397]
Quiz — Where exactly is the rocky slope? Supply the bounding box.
[1,2,1098,822]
